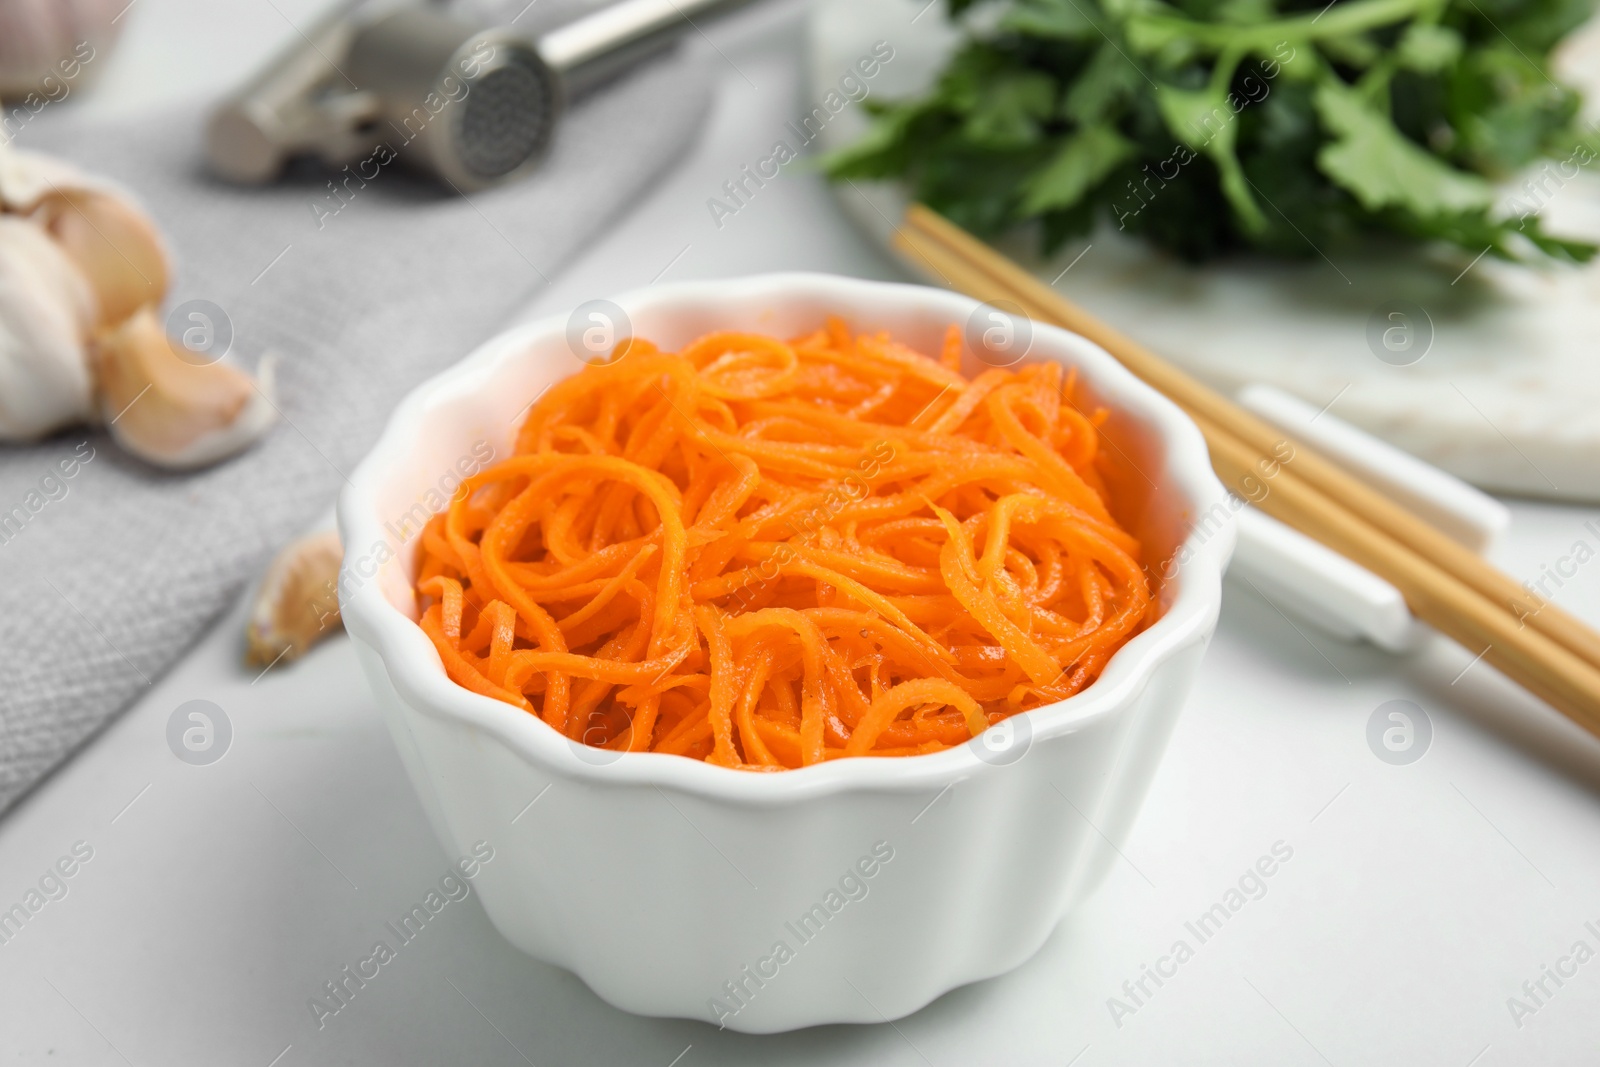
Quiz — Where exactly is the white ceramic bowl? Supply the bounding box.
[338,273,1233,1033]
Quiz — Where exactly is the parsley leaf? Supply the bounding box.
[1314,77,1496,215]
[1020,124,1136,212]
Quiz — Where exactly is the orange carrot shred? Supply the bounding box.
[412,321,1153,768]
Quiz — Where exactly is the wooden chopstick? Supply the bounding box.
[893,202,1600,737]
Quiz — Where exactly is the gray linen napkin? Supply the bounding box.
[0,7,712,814]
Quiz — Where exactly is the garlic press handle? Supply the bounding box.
[540,0,760,96]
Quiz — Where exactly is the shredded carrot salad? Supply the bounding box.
[413,319,1154,769]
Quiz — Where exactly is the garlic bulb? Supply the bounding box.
[0,0,123,99]
[0,144,276,466]
[0,147,168,326]
[246,528,344,667]
[0,215,95,437]
[0,144,101,210]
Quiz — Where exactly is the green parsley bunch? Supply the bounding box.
[826,0,1599,263]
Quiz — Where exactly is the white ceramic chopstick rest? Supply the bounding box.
[1223,384,1510,652]
[1237,384,1510,551]
[1230,506,1421,652]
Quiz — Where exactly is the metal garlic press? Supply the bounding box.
[206,0,754,191]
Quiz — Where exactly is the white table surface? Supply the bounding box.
[5,3,1600,1065]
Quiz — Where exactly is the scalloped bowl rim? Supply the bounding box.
[337,272,1233,806]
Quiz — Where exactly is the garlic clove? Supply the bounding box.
[246,527,344,668]
[0,214,95,439]
[0,146,169,328]
[93,306,277,469]
[32,187,168,328]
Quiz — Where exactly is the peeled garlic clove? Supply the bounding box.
[0,146,169,328]
[246,528,344,668]
[0,214,95,439]
[93,306,276,469]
